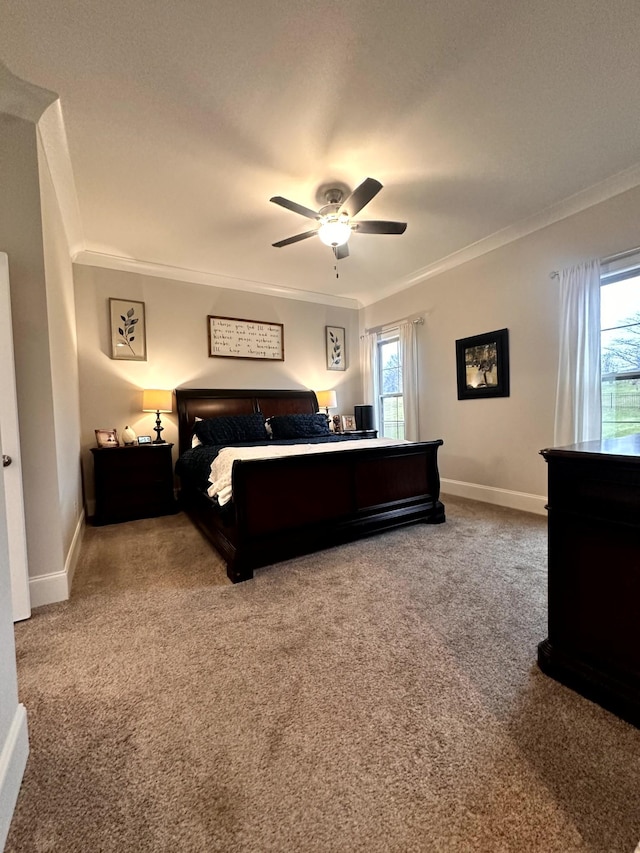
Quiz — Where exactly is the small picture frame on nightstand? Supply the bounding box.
[137,435,152,445]
[341,415,356,432]
[95,429,119,448]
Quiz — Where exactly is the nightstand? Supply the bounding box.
[342,429,378,439]
[91,443,176,525]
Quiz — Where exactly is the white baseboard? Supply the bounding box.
[441,478,547,516]
[29,511,85,608]
[0,704,29,851]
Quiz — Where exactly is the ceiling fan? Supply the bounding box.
[270,177,407,260]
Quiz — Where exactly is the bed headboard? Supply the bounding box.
[174,387,319,455]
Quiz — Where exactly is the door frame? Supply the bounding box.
[0,253,31,621]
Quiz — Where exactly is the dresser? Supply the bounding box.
[91,443,176,525]
[539,435,640,727]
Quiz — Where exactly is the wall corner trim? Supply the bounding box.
[64,511,85,595]
[29,570,69,609]
[28,510,85,608]
[0,703,29,851]
[38,101,85,256]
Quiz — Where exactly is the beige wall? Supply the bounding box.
[73,264,361,510]
[363,184,640,506]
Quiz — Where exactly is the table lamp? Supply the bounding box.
[142,389,172,444]
[316,389,337,430]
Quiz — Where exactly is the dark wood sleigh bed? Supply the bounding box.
[175,387,445,583]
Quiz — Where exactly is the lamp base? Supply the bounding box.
[153,412,166,444]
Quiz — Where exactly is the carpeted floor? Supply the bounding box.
[5,496,640,852]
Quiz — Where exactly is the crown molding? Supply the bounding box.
[360,161,640,307]
[73,251,361,310]
[0,60,57,122]
[0,62,85,256]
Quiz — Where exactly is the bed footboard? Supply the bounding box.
[226,440,444,582]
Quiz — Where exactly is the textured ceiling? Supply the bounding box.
[1,0,639,306]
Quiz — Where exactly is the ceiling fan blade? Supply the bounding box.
[270,196,320,220]
[353,220,407,235]
[272,229,318,248]
[333,243,349,260]
[338,177,383,218]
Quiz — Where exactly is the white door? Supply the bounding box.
[0,253,30,622]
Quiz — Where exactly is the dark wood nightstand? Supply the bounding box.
[342,429,378,439]
[91,443,176,525]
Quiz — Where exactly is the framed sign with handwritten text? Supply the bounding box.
[207,315,285,361]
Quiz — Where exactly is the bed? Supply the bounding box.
[175,387,445,582]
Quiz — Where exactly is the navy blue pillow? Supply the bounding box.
[269,413,330,439]
[194,413,268,445]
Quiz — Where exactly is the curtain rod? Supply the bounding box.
[549,245,640,280]
[362,314,425,336]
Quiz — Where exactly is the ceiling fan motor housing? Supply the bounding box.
[323,188,345,205]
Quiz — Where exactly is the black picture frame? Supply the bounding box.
[207,315,284,361]
[456,328,510,400]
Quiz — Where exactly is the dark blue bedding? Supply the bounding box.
[175,435,360,493]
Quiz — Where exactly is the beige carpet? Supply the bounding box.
[5,497,640,852]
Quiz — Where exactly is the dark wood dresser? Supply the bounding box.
[91,443,176,525]
[539,435,640,727]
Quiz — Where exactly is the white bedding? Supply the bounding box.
[207,438,408,505]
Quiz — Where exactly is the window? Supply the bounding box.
[601,257,640,439]
[378,335,404,438]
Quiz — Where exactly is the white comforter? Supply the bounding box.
[207,438,408,505]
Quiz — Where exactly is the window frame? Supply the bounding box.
[600,255,640,438]
[377,332,404,439]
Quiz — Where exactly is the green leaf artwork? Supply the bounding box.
[118,308,139,355]
[329,329,342,368]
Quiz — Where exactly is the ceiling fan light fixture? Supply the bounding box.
[318,217,351,247]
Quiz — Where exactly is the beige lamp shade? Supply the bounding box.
[316,389,337,410]
[142,389,173,413]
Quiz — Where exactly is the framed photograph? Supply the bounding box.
[109,298,147,361]
[137,435,152,445]
[331,415,342,433]
[341,414,356,432]
[326,326,346,371]
[95,428,119,448]
[208,315,284,360]
[456,328,510,400]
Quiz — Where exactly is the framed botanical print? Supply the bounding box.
[326,326,346,371]
[109,298,147,361]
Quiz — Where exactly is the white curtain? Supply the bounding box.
[360,331,380,431]
[399,321,419,441]
[553,259,602,447]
